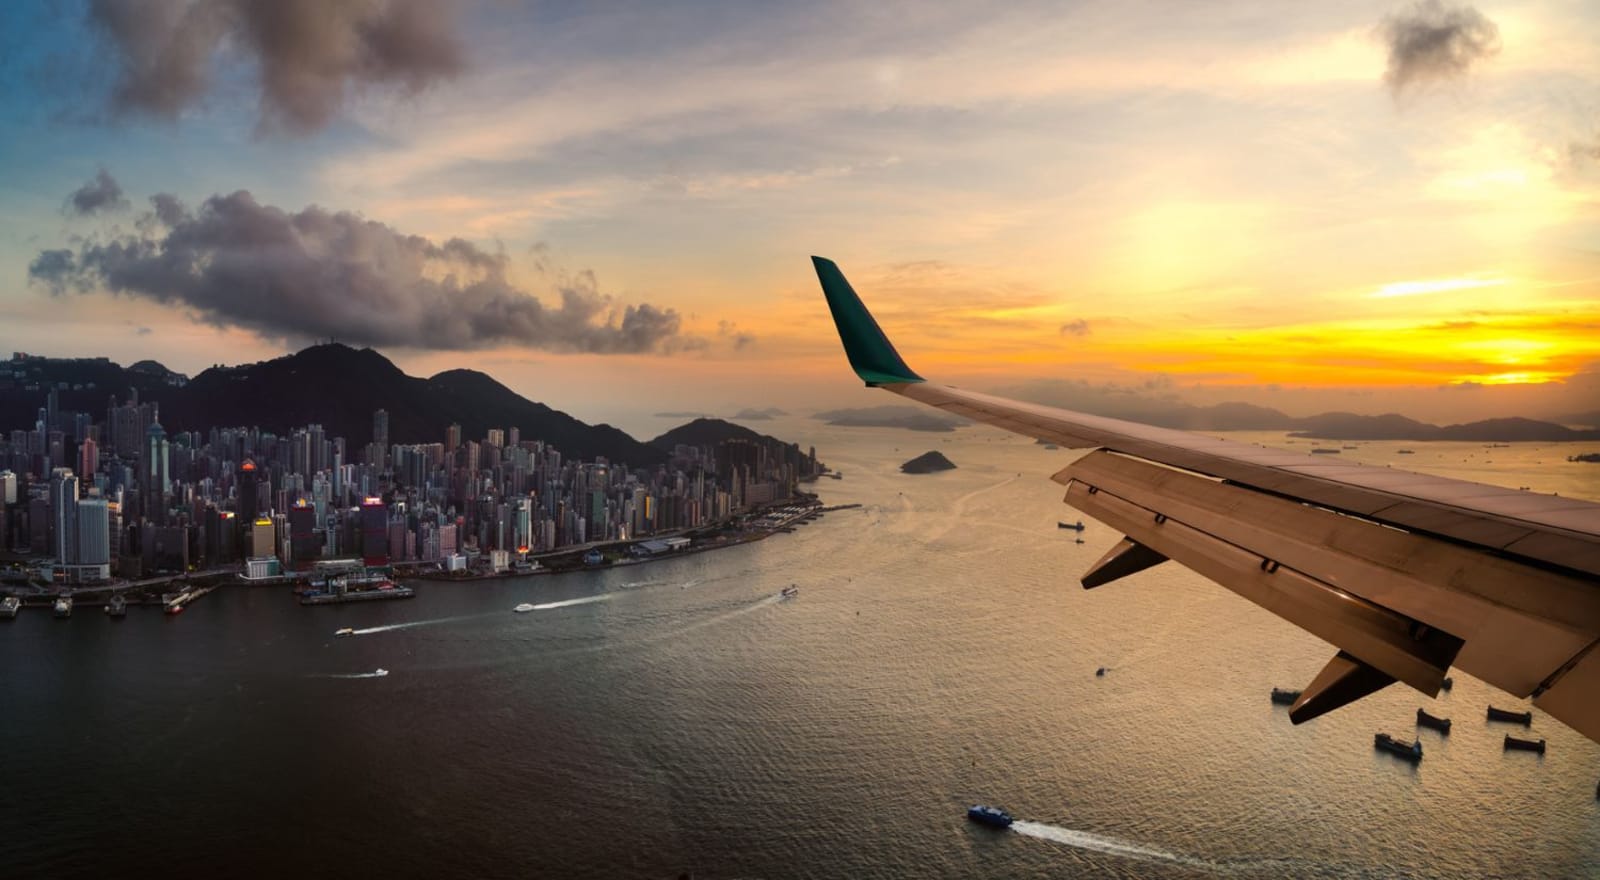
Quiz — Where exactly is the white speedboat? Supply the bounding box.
[513,603,535,613]
[335,627,355,637]
[373,668,389,677]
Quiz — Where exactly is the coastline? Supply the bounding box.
[0,498,864,608]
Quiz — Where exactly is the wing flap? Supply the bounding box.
[1062,476,1461,693]
[1533,643,1600,742]
[1060,451,1597,698]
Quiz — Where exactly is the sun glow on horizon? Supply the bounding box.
[1370,277,1509,299]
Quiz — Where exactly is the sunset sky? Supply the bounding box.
[1,0,1597,434]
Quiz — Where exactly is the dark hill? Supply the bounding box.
[1290,412,1438,440]
[901,451,956,474]
[650,418,823,476]
[2,344,665,466]
[1436,417,1590,442]
[650,418,771,449]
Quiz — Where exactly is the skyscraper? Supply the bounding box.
[372,410,388,449]
[78,437,97,479]
[145,421,170,524]
[360,497,389,565]
[50,468,78,564]
[289,500,320,568]
[237,459,259,518]
[75,498,110,574]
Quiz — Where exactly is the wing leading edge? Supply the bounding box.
[812,256,1600,743]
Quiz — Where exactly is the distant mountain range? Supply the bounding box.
[0,345,793,467]
[823,401,1600,442]
[813,405,968,432]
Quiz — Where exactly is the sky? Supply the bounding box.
[1,0,1597,435]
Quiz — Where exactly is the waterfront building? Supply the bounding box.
[360,498,388,565]
[250,518,275,559]
[289,501,320,568]
[50,467,77,565]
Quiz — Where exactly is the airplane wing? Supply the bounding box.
[812,256,1600,742]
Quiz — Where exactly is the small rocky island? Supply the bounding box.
[901,451,957,474]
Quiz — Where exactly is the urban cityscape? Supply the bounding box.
[0,350,825,605]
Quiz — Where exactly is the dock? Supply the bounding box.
[163,586,216,615]
[300,585,415,605]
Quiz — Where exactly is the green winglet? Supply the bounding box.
[812,256,925,387]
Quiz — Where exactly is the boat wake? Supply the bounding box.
[544,593,784,659]
[312,669,390,679]
[1011,821,1215,871]
[529,594,615,611]
[348,590,622,636]
[350,614,479,635]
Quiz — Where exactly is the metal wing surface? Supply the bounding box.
[812,256,1600,742]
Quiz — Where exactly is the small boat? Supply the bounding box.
[1095,667,1106,677]
[53,596,72,618]
[1310,448,1341,454]
[513,603,535,613]
[165,603,183,616]
[1486,706,1532,726]
[1057,521,1086,531]
[1270,688,1301,706]
[1,596,20,619]
[106,595,127,618]
[1375,733,1423,762]
[373,668,389,677]
[781,585,799,599]
[966,805,1013,828]
[1503,735,1545,754]
[1397,449,1415,454]
[1416,708,1451,734]
[1440,676,1453,691]
[334,627,356,636]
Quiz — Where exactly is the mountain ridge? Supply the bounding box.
[1,343,668,466]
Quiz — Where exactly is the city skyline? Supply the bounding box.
[2,2,1598,429]
[2,380,821,584]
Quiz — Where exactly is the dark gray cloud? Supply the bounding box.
[1378,1,1500,96]
[88,0,463,134]
[67,169,129,215]
[150,193,187,226]
[1059,318,1090,337]
[31,189,693,354]
[716,319,755,350]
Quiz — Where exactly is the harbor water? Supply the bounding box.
[3,423,1598,878]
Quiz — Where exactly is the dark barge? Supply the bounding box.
[1416,708,1451,734]
[1486,706,1532,726]
[1374,733,1423,763]
[1503,735,1546,754]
